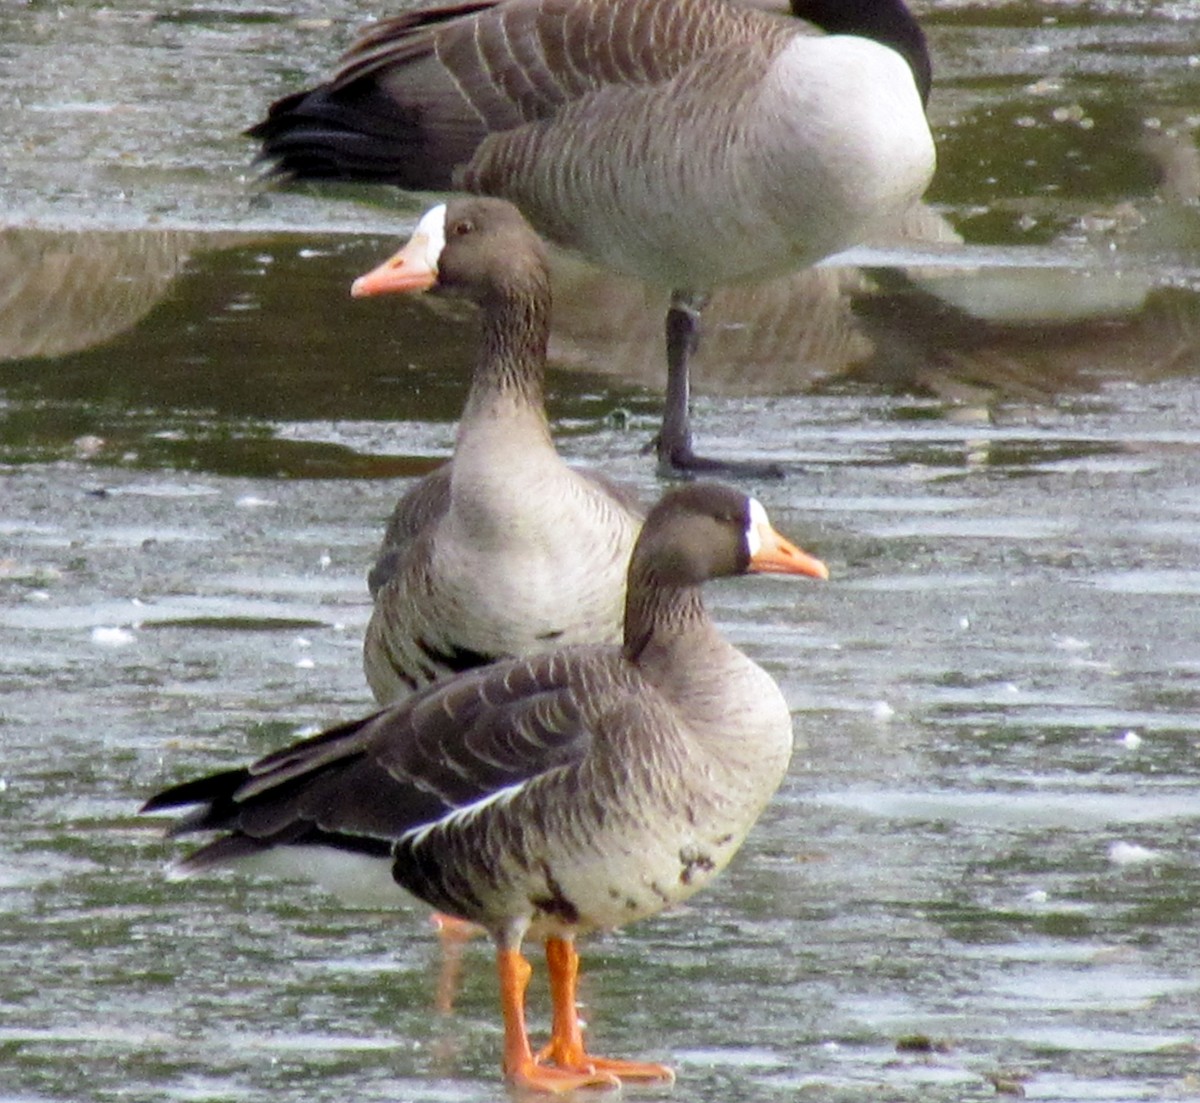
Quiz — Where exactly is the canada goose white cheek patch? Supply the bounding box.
[412,202,449,272]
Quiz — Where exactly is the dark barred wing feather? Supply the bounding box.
[142,649,606,869]
[249,0,787,189]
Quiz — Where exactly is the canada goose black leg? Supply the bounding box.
[656,290,785,480]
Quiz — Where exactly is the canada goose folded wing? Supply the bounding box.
[337,0,786,105]
[256,0,797,192]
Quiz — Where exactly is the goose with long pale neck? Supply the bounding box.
[141,481,829,1093]
[249,0,936,477]
[351,197,643,705]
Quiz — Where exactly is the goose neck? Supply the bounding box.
[464,282,550,414]
[622,567,710,665]
[791,0,931,106]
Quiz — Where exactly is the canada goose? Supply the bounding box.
[249,0,936,476]
[352,197,644,704]
[142,481,828,1092]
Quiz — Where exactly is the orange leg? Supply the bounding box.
[537,936,675,1083]
[496,946,619,1093]
[430,912,481,1015]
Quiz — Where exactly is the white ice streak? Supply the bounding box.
[1107,841,1161,866]
[91,626,136,647]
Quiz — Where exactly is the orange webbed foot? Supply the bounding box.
[507,1055,620,1094]
[537,936,676,1085]
[537,1040,675,1084]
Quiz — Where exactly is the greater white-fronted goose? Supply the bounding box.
[249,0,936,477]
[351,197,644,704]
[142,481,829,1092]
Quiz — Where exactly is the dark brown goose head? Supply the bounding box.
[633,482,827,585]
[623,482,827,658]
[350,197,549,310]
[351,197,553,406]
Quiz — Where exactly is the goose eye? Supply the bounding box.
[450,219,474,237]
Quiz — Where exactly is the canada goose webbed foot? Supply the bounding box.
[659,292,786,480]
[652,433,786,480]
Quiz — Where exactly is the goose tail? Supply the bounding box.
[246,84,451,188]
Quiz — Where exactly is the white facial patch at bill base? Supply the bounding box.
[411,203,448,272]
[746,496,769,558]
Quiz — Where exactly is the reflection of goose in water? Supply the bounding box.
[848,117,1200,405]
[0,229,241,363]
[845,268,1200,407]
[2,113,1197,419]
[545,202,958,396]
[544,118,1200,408]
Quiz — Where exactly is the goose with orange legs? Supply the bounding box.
[142,481,828,1092]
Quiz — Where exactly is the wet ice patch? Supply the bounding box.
[871,700,895,721]
[1054,635,1090,651]
[91,626,136,647]
[1107,841,1161,866]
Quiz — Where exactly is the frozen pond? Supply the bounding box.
[2,1,1199,1101]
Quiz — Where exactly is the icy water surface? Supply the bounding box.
[2,1,1200,1101]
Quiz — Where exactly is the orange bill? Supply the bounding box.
[350,233,439,297]
[749,523,829,579]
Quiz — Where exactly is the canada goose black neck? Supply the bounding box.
[791,0,932,106]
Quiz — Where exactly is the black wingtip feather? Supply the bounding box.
[140,767,250,816]
[173,833,274,873]
[245,82,455,190]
